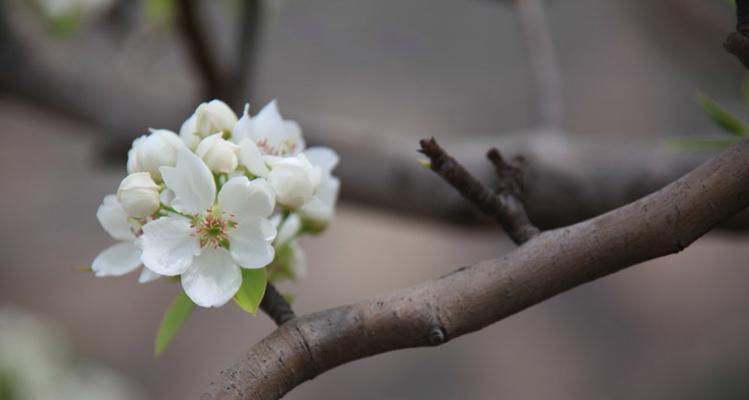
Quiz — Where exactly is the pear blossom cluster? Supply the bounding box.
[93,100,339,308]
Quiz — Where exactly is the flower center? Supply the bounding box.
[192,206,236,249]
[256,138,298,156]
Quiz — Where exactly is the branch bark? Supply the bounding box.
[176,0,226,99]
[202,139,749,400]
[259,283,295,326]
[419,137,539,244]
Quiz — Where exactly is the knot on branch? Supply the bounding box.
[418,137,539,245]
[428,327,446,345]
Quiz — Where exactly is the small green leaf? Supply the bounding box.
[663,137,741,152]
[72,266,92,272]
[234,268,267,315]
[695,93,749,136]
[417,159,432,169]
[154,291,195,357]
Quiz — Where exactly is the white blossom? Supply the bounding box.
[233,101,304,156]
[195,134,240,174]
[139,148,277,307]
[92,195,160,283]
[116,173,160,219]
[179,100,237,150]
[267,153,321,209]
[299,147,341,230]
[126,129,183,181]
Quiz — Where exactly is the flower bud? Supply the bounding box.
[267,154,321,208]
[195,100,237,139]
[117,172,160,218]
[127,129,183,181]
[196,134,241,174]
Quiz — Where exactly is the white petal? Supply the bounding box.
[238,139,270,177]
[160,147,216,215]
[289,241,307,278]
[231,103,251,144]
[300,176,340,222]
[229,218,276,269]
[304,147,339,173]
[218,176,275,221]
[179,114,200,150]
[138,267,161,283]
[92,242,142,277]
[275,213,301,248]
[181,248,241,307]
[97,195,136,241]
[140,217,200,276]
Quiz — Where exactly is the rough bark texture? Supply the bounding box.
[203,140,749,399]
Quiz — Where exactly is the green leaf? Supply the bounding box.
[154,291,195,357]
[233,268,267,315]
[72,266,92,272]
[663,137,741,152]
[695,93,749,136]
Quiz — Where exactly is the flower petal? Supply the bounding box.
[181,248,242,307]
[97,195,136,241]
[275,213,301,248]
[229,218,276,269]
[92,242,142,277]
[304,147,339,173]
[138,267,161,283]
[179,114,200,150]
[300,176,340,222]
[140,217,200,276]
[160,147,216,215]
[218,176,275,221]
[238,139,269,177]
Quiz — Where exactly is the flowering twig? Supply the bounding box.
[419,138,539,244]
[259,283,295,325]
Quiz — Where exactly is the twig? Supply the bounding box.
[259,283,295,326]
[419,137,539,244]
[724,0,749,68]
[203,139,749,400]
[176,0,225,98]
[513,0,563,128]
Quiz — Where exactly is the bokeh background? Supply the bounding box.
[2,0,749,399]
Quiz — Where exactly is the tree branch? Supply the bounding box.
[419,137,539,244]
[724,0,749,69]
[176,0,225,99]
[512,0,563,128]
[259,283,295,326]
[202,139,749,400]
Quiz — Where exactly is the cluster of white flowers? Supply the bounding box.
[93,100,339,308]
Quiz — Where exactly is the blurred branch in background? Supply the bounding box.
[2,0,748,234]
[510,0,563,129]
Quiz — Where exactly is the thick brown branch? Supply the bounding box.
[203,140,749,400]
[419,137,539,244]
[259,284,295,326]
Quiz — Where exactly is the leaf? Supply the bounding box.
[695,93,749,136]
[72,266,92,272]
[234,268,267,315]
[154,291,195,357]
[663,137,741,152]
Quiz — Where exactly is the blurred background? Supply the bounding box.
[2,0,749,398]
